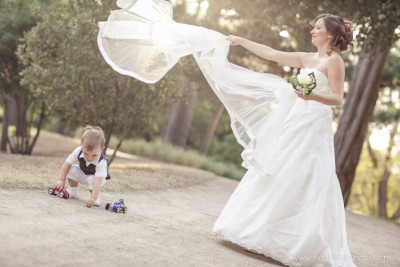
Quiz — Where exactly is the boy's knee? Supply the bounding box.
[67,177,78,187]
[66,165,81,183]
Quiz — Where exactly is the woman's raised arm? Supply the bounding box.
[227,35,307,68]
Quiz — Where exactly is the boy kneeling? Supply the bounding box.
[55,125,110,208]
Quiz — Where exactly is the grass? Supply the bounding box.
[0,152,218,193]
[110,138,245,180]
[0,131,244,192]
[0,154,61,190]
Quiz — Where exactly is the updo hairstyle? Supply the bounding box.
[311,14,353,55]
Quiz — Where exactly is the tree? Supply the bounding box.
[333,0,400,205]
[356,50,400,220]
[199,103,224,155]
[0,0,44,154]
[18,0,175,161]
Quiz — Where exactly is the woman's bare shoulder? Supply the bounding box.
[327,52,344,65]
[316,53,342,73]
[325,53,345,79]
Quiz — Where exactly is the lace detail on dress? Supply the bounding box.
[215,231,306,267]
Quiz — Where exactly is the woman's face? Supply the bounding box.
[310,18,332,47]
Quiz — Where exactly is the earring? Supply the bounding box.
[333,36,339,46]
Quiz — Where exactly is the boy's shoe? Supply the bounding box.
[94,198,101,207]
[66,187,78,198]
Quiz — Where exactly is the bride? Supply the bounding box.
[212,14,357,267]
[98,1,356,266]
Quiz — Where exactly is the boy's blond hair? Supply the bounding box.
[81,125,105,151]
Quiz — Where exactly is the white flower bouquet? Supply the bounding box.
[288,72,317,96]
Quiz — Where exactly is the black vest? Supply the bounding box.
[78,149,111,180]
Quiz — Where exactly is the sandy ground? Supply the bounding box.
[0,133,399,267]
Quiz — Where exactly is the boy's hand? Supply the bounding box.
[86,197,96,208]
[55,179,65,190]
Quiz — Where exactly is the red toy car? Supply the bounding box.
[48,187,69,199]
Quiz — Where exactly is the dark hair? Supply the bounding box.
[310,14,353,55]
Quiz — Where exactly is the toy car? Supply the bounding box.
[48,187,69,199]
[105,199,127,214]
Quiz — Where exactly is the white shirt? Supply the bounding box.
[66,146,108,178]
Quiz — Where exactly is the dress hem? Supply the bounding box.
[214,231,305,267]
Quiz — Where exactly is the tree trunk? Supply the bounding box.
[378,119,398,218]
[27,101,47,155]
[199,103,224,155]
[15,99,28,138]
[170,90,198,147]
[55,117,68,135]
[334,47,389,206]
[391,205,400,221]
[7,96,18,125]
[108,123,128,165]
[378,170,389,218]
[1,95,21,152]
[366,140,378,168]
[161,89,198,147]
[0,94,11,152]
[161,102,180,143]
[9,97,29,154]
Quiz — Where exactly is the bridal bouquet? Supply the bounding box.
[288,72,317,96]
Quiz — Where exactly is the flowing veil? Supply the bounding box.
[98,3,359,266]
[98,0,298,178]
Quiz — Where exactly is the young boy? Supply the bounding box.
[55,125,110,208]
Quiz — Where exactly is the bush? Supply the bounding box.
[110,138,245,180]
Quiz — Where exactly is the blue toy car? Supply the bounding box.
[105,199,127,214]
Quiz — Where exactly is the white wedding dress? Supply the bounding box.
[98,1,356,266]
[212,68,356,267]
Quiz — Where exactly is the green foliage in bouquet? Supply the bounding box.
[289,72,317,96]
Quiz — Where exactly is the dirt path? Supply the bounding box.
[0,133,399,267]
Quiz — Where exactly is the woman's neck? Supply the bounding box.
[316,43,332,57]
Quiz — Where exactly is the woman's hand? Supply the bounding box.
[295,91,316,101]
[226,35,244,46]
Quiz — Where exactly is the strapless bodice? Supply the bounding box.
[300,68,330,95]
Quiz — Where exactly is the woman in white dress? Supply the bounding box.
[212,14,356,267]
[97,1,355,266]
